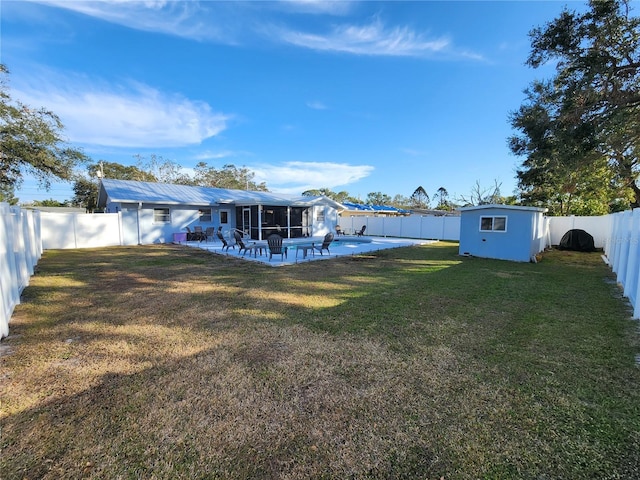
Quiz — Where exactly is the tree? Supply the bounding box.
[391,194,411,209]
[0,183,17,204]
[366,191,392,205]
[433,187,453,211]
[72,161,157,211]
[301,188,357,203]
[32,198,68,207]
[458,180,505,207]
[0,64,87,191]
[134,154,193,185]
[193,163,268,191]
[409,186,429,209]
[511,0,640,211]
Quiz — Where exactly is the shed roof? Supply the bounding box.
[458,204,548,214]
[97,179,344,209]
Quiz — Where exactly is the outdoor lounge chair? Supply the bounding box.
[234,231,258,257]
[216,229,234,251]
[205,227,215,242]
[314,232,334,255]
[267,234,287,261]
[194,226,205,242]
[355,225,366,236]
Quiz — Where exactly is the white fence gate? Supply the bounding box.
[1,203,42,339]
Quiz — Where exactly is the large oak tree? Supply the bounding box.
[510,0,640,213]
[0,65,87,193]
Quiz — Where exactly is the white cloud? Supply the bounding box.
[15,74,229,148]
[306,100,328,110]
[251,161,374,194]
[277,0,353,15]
[276,18,451,57]
[194,150,245,161]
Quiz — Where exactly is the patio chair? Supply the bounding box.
[314,232,334,256]
[216,229,234,252]
[185,226,195,241]
[355,225,366,236]
[205,227,215,242]
[267,234,287,261]
[335,225,344,236]
[234,231,258,257]
[194,226,205,242]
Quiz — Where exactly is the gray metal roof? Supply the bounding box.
[98,179,344,209]
[458,204,548,213]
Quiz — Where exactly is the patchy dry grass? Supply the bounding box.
[1,242,639,479]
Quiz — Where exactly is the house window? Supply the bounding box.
[153,208,170,223]
[199,208,212,222]
[220,210,229,224]
[480,216,507,232]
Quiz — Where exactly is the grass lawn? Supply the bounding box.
[1,242,639,479]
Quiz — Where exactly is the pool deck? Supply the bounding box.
[180,235,434,266]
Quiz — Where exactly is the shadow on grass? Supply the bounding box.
[2,243,639,479]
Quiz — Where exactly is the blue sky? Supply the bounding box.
[3,0,584,204]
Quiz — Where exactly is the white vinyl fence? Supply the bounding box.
[604,209,640,319]
[2,208,639,339]
[339,215,461,240]
[40,212,123,249]
[1,203,41,339]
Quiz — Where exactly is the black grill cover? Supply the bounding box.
[558,229,595,252]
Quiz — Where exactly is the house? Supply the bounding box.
[97,179,344,245]
[458,204,549,262]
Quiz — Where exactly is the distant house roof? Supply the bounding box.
[342,201,410,215]
[458,204,548,213]
[97,179,344,209]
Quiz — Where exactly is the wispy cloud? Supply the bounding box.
[252,161,374,194]
[275,18,451,57]
[31,1,482,60]
[30,0,233,42]
[277,0,354,15]
[306,100,328,110]
[15,71,229,148]
[195,150,247,161]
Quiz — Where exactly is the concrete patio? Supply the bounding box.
[181,235,434,266]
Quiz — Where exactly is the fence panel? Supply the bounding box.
[1,204,42,339]
[548,215,611,248]
[338,215,460,241]
[41,212,122,249]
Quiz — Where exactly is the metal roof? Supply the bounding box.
[458,204,548,213]
[342,201,409,214]
[97,179,344,209]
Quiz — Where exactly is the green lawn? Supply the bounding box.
[1,242,639,479]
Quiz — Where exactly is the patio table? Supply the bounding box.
[294,243,315,259]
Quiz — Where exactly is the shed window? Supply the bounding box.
[153,208,170,223]
[199,208,212,222]
[480,216,507,232]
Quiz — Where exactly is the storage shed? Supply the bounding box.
[458,204,549,262]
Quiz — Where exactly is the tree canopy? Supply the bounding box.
[0,64,87,191]
[510,0,640,213]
